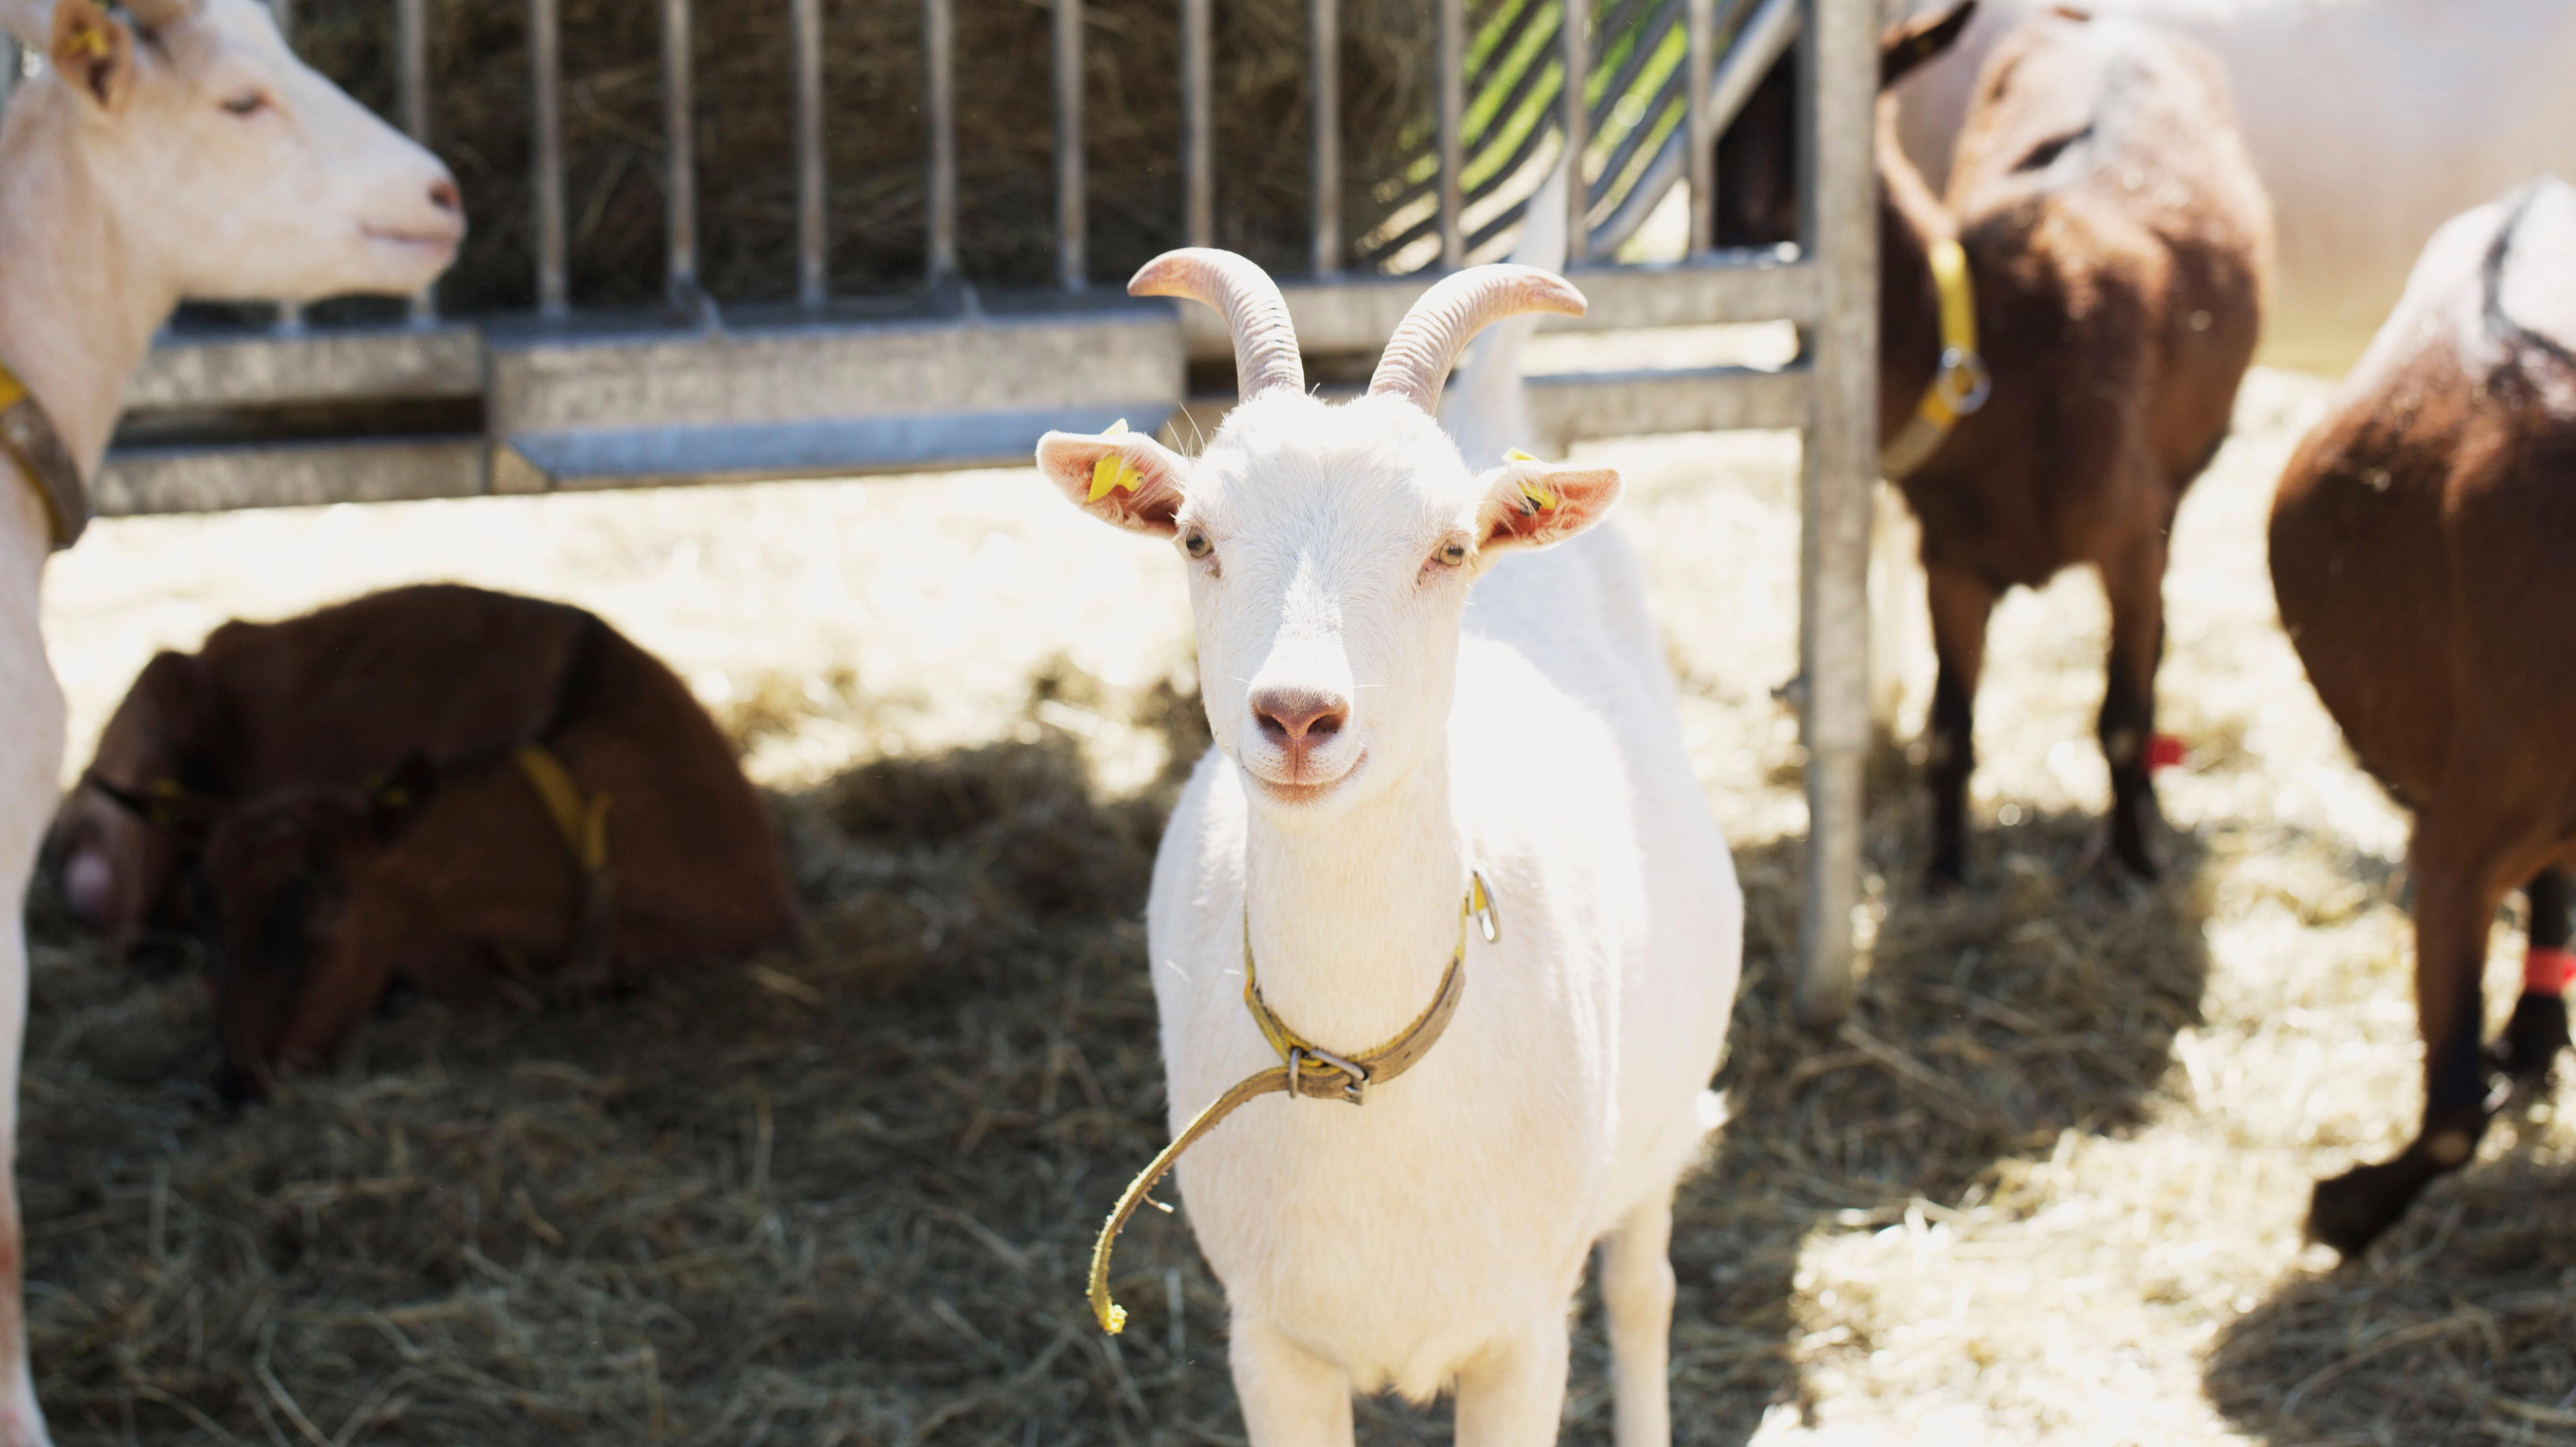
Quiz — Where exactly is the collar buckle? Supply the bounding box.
[1286,1045,1368,1106]
[1932,345,1992,417]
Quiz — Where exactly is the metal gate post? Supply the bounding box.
[1796,0,1878,1028]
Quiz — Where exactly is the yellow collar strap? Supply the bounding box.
[510,744,620,986]
[0,361,87,550]
[1086,867,1498,1335]
[1879,235,1992,481]
[512,745,610,873]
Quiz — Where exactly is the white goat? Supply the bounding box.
[1038,237,1740,1445]
[0,1,458,1438]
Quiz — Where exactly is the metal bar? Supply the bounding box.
[529,0,569,317]
[1685,0,1715,253]
[1435,0,1463,268]
[1562,0,1590,263]
[925,0,958,278]
[1308,0,1339,274]
[1055,0,1086,289]
[662,0,699,313]
[0,40,20,117]
[1795,0,1879,1029]
[794,0,828,307]
[1585,0,1799,259]
[1181,0,1213,248]
[272,0,303,335]
[398,0,436,323]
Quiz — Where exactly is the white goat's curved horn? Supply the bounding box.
[1368,264,1586,414]
[1129,249,1306,401]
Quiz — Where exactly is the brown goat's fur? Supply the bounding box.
[1882,4,2271,882]
[49,585,602,957]
[197,608,804,1100]
[2272,179,2576,1255]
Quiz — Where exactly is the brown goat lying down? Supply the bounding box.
[1879,2,2272,882]
[2272,179,2576,1255]
[50,585,613,962]
[196,605,803,1101]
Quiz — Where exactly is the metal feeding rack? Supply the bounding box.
[67,0,1882,1021]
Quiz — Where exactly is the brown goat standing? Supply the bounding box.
[187,605,804,1101]
[49,585,610,960]
[2272,179,2576,1254]
[1878,2,2271,883]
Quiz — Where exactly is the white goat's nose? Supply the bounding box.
[427,177,461,217]
[1250,687,1351,749]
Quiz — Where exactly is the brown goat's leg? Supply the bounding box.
[1924,563,1996,886]
[2098,535,2169,879]
[2308,818,2512,1256]
[2493,868,2573,1081]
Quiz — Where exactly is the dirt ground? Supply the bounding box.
[24,365,2576,1446]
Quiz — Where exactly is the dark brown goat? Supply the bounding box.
[1878,2,2270,882]
[2272,179,2576,1255]
[48,585,604,961]
[196,613,804,1101]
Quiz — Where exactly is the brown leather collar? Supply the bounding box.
[1085,868,1496,1335]
[0,361,87,549]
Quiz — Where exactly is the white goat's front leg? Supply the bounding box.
[1601,1195,1677,1447]
[1452,1317,1571,1447]
[1230,1318,1354,1447]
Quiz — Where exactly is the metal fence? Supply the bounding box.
[83,0,1880,1021]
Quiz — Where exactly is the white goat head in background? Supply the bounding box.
[1037,250,1622,830]
[0,0,463,304]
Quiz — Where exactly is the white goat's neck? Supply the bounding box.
[1242,750,1469,1053]
[0,88,176,484]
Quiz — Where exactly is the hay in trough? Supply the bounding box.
[27,370,2576,1442]
[281,0,1445,313]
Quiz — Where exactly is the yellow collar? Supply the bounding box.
[1879,235,1992,481]
[1086,867,1498,1335]
[0,360,88,549]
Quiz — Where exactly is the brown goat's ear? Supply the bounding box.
[1475,459,1621,554]
[51,0,135,112]
[1881,0,1975,90]
[1035,424,1193,537]
[366,753,437,840]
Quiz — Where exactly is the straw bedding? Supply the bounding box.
[26,367,2576,1443]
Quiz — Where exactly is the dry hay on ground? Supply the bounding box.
[27,368,2576,1444]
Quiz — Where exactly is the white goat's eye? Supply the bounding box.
[222,92,267,116]
[1434,541,1469,569]
[1181,530,1212,560]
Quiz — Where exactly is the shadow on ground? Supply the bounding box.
[2205,1123,2576,1442]
[18,679,2217,1446]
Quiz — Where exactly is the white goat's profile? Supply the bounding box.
[0,1,459,1439]
[1037,236,1741,1446]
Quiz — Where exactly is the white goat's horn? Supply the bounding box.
[1368,264,1586,414]
[1129,249,1306,401]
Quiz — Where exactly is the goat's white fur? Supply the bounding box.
[0,4,456,1438]
[1037,179,1740,1446]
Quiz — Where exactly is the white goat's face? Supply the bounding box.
[1173,393,1484,821]
[1038,398,1619,828]
[11,0,463,302]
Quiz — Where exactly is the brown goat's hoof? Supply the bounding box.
[2490,992,2571,1083]
[2306,1153,2443,1258]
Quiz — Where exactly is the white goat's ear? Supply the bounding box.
[50,0,134,112]
[1475,458,1620,553]
[1035,426,1193,537]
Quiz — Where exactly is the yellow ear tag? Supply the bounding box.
[1087,420,1147,502]
[1505,447,1539,463]
[66,24,108,58]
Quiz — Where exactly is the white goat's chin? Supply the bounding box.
[360,225,463,277]
[1240,749,1367,810]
